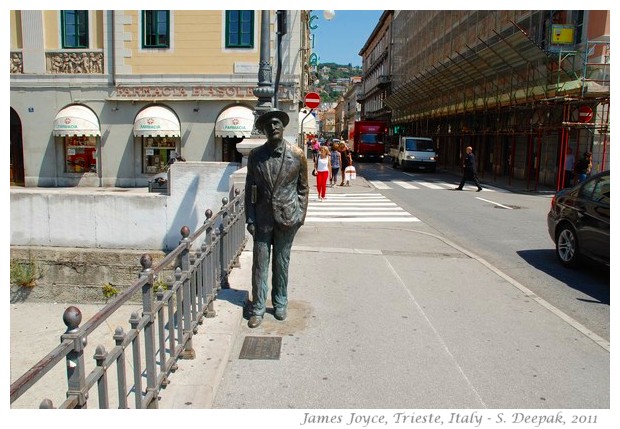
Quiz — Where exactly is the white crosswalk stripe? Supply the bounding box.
[369,180,494,191]
[305,193,419,223]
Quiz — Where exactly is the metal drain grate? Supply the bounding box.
[239,336,282,360]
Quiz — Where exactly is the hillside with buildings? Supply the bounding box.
[314,62,362,103]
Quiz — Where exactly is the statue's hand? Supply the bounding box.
[247,223,255,236]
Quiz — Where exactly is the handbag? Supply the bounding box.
[312,168,317,176]
[344,165,356,181]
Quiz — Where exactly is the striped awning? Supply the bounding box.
[133,105,180,137]
[215,105,254,138]
[53,105,101,137]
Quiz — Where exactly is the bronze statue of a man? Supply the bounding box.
[244,109,309,328]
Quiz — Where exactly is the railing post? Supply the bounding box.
[219,197,230,289]
[189,252,198,324]
[129,311,143,409]
[179,226,196,359]
[113,327,129,409]
[200,241,216,317]
[93,345,109,409]
[139,254,159,409]
[61,306,88,408]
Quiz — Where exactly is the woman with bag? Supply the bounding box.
[339,142,353,186]
[315,145,332,201]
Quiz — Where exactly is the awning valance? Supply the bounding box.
[53,105,101,137]
[215,105,254,138]
[299,109,317,134]
[133,105,180,137]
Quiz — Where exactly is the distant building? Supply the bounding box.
[355,10,610,189]
[384,10,610,189]
[359,10,393,124]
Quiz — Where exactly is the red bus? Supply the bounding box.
[351,120,388,161]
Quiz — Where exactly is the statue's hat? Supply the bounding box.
[255,109,290,132]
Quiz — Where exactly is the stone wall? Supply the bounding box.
[10,246,167,304]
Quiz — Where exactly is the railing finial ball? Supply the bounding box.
[63,306,82,330]
[222,197,229,205]
[39,399,54,409]
[205,209,213,219]
[140,254,153,269]
[181,226,190,238]
[234,188,240,196]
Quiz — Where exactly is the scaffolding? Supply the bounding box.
[385,11,610,191]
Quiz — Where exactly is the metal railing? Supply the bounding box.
[10,189,247,409]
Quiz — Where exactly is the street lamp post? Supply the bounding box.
[253,10,274,118]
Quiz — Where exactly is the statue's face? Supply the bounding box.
[265,118,284,140]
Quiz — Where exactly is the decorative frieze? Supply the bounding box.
[46,51,104,74]
[10,52,23,74]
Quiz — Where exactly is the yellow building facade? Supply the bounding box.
[10,10,308,187]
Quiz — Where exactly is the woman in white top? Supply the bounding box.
[315,145,332,201]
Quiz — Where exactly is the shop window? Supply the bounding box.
[225,11,254,48]
[61,10,89,49]
[143,137,178,174]
[142,10,170,48]
[65,136,97,173]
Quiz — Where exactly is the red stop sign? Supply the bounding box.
[578,105,593,123]
[304,92,321,109]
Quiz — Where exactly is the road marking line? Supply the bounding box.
[392,180,419,189]
[369,180,391,189]
[475,197,513,210]
[308,207,405,212]
[304,217,419,222]
[416,181,445,189]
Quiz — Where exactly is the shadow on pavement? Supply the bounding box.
[517,249,610,305]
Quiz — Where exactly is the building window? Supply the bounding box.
[143,11,170,48]
[61,11,89,49]
[65,136,97,173]
[226,11,254,48]
[142,137,178,174]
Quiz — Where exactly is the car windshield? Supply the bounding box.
[405,138,434,151]
[581,174,610,204]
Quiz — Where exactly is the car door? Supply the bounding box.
[578,173,610,263]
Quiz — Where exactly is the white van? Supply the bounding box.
[389,136,438,172]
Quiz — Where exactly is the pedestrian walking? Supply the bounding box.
[563,146,575,188]
[315,145,332,201]
[574,151,593,184]
[311,138,320,163]
[330,142,341,187]
[339,142,353,186]
[455,146,482,191]
[244,109,309,328]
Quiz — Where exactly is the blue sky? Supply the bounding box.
[312,10,384,67]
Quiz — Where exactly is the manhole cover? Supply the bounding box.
[239,336,282,360]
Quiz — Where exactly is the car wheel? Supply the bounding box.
[556,223,580,267]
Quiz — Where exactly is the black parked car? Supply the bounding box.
[547,170,610,268]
